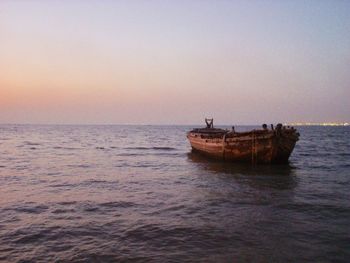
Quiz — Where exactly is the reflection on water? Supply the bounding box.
[187,151,297,190]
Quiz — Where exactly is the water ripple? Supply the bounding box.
[0,125,348,262]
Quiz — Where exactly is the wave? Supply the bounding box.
[49,183,76,188]
[23,141,41,146]
[53,146,81,150]
[66,164,91,169]
[152,147,176,150]
[51,208,75,214]
[57,201,77,206]
[115,152,183,157]
[99,201,136,209]
[124,146,177,151]
[9,204,49,214]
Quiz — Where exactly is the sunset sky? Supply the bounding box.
[1,0,349,125]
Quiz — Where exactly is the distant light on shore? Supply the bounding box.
[286,122,349,126]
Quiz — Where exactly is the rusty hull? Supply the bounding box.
[187,127,299,164]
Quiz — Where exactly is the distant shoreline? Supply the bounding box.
[286,122,349,127]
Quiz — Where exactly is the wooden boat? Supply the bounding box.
[187,119,299,164]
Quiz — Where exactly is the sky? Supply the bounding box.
[1,0,349,125]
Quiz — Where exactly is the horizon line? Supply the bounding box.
[0,122,349,126]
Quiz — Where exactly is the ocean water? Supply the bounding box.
[0,125,349,262]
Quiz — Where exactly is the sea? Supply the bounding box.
[0,125,349,262]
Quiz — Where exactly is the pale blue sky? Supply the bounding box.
[1,0,349,124]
